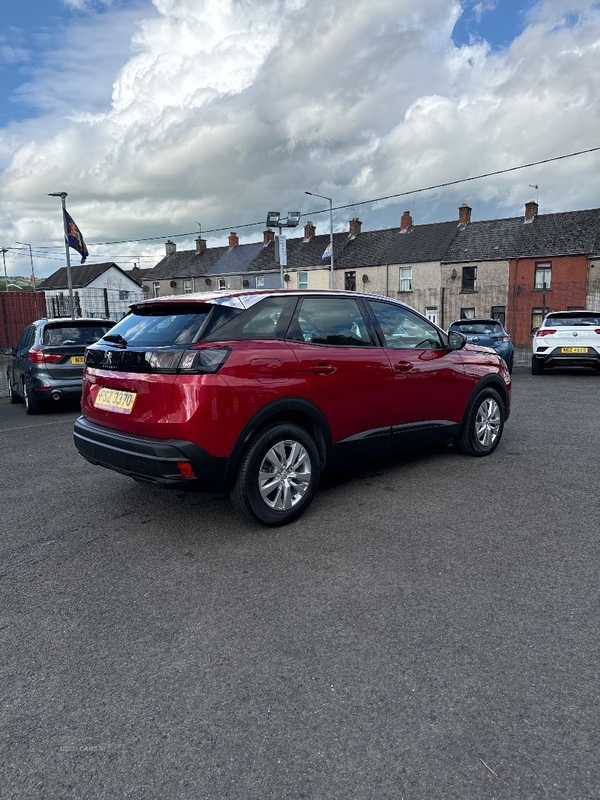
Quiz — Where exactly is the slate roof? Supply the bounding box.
[334,228,399,269]
[250,232,351,272]
[205,242,265,276]
[443,209,600,263]
[381,221,459,265]
[148,246,229,280]
[37,262,140,290]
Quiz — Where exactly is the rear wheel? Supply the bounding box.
[231,423,321,527]
[531,357,543,375]
[456,388,504,457]
[8,375,20,404]
[23,380,43,415]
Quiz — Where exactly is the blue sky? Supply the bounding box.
[1,0,600,278]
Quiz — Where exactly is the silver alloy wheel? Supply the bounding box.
[475,397,501,448]
[23,382,30,410]
[258,439,312,511]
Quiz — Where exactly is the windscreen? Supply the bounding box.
[545,314,600,327]
[101,305,213,347]
[43,323,114,346]
[452,322,503,335]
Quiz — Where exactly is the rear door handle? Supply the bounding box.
[393,361,414,372]
[310,363,336,375]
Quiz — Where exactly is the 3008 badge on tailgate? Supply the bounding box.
[94,387,136,413]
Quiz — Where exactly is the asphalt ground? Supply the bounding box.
[1,369,599,799]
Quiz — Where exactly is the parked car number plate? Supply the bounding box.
[71,356,85,365]
[561,347,588,354]
[94,387,136,413]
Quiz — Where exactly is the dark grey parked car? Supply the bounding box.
[6,317,115,414]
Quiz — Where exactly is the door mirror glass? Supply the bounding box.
[3,347,16,356]
[448,331,467,350]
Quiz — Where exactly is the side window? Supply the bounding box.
[288,297,373,346]
[368,300,443,349]
[17,326,35,352]
[206,296,297,341]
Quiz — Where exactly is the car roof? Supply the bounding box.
[543,310,595,317]
[449,318,502,326]
[39,317,115,325]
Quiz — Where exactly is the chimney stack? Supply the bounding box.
[303,221,316,240]
[165,239,176,256]
[458,203,472,228]
[228,231,239,248]
[524,201,539,223]
[263,228,275,246]
[195,236,207,254]
[400,211,413,232]
[349,217,362,237]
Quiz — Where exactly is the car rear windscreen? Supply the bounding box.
[545,314,600,326]
[43,323,114,346]
[453,323,503,335]
[102,305,214,346]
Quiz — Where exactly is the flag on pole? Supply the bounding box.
[321,242,332,261]
[64,209,89,263]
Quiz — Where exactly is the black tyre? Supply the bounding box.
[23,380,43,415]
[8,375,20,404]
[456,388,504,457]
[230,423,321,527]
[531,357,543,375]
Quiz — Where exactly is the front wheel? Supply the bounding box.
[23,380,43,415]
[456,388,504,457]
[230,423,321,527]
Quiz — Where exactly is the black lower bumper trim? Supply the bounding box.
[73,416,228,490]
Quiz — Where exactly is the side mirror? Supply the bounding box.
[3,347,16,356]
[448,331,467,351]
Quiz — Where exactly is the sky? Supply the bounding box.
[1,0,600,279]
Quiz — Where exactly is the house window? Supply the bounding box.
[218,278,226,290]
[399,267,412,292]
[491,306,506,325]
[255,275,265,288]
[298,272,308,290]
[119,290,129,301]
[344,271,356,291]
[425,306,438,325]
[534,262,551,289]
[152,282,160,298]
[531,306,549,332]
[460,307,476,319]
[183,280,192,294]
[461,266,477,293]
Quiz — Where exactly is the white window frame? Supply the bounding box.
[255,275,265,288]
[534,262,551,289]
[217,278,226,290]
[298,272,308,290]
[183,279,192,294]
[399,267,412,292]
[425,306,438,325]
[153,282,160,298]
[460,307,476,319]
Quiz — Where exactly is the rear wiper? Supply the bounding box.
[102,333,128,347]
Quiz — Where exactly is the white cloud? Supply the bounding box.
[1,0,600,278]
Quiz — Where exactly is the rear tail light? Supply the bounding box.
[176,461,196,479]
[595,329,600,335]
[28,349,62,364]
[142,347,231,374]
[536,329,556,337]
[500,335,511,342]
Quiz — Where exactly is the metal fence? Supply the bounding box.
[44,287,145,322]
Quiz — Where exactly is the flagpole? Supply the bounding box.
[48,191,75,319]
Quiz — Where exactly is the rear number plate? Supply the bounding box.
[71,356,85,365]
[561,347,588,354]
[94,387,136,413]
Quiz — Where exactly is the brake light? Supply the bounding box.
[500,335,511,342]
[595,329,600,335]
[29,349,62,364]
[536,329,556,337]
[142,347,231,374]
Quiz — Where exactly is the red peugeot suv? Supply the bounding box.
[74,290,511,526]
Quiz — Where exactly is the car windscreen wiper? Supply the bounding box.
[102,333,128,347]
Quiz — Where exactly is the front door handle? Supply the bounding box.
[310,362,336,375]
[393,361,414,372]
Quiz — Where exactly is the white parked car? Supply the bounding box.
[532,311,600,374]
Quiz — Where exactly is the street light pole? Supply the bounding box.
[305,191,334,290]
[1,247,9,290]
[15,242,37,291]
[48,191,75,318]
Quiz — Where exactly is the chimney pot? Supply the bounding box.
[195,236,207,254]
[400,211,413,232]
[263,228,275,246]
[458,204,472,228]
[524,201,539,223]
[228,231,239,248]
[349,217,362,237]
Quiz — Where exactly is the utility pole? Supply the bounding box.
[1,248,8,290]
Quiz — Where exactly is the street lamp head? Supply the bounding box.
[286,211,301,227]
[48,192,68,198]
[266,211,281,227]
[305,190,332,202]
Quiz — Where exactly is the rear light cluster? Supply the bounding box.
[28,349,62,364]
[143,347,232,374]
[536,329,556,337]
